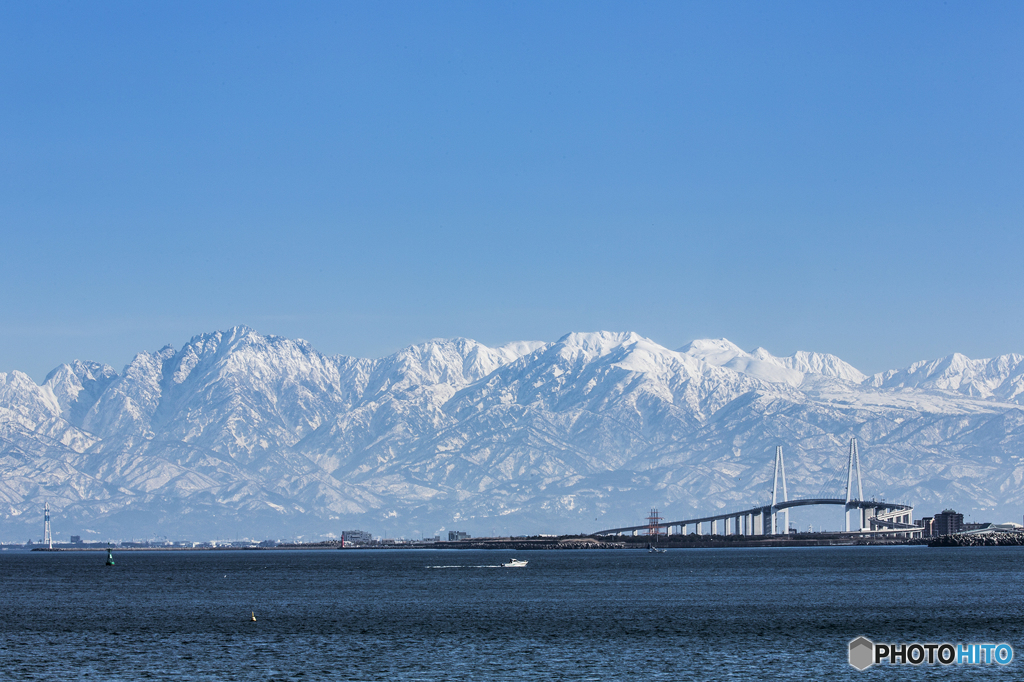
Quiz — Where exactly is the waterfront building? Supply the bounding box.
[960,522,1023,535]
[341,530,373,544]
[933,509,964,535]
[961,522,992,532]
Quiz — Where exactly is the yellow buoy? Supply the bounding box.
[251,611,256,622]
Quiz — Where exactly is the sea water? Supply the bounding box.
[0,546,1020,680]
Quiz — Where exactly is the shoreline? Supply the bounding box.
[19,533,943,552]
[21,532,1024,552]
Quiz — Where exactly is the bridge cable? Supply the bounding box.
[814,456,847,499]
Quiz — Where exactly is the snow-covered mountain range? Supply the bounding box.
[2,327,1022,541]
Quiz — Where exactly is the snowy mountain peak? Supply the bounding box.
[0,369,60,427]
[493,339,549,360]
[43,360,118,425]
[365,336,539,396]
[552,331,650,361]
[869,351,1024,402]
[782,350,867,384]
[681,339,866,386]
[678,338,747,366]
[535,332,713,383]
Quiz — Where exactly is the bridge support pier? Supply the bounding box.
[845,503,867,532]
[771,506,789,534]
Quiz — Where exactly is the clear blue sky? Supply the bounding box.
[2,2,1022,381]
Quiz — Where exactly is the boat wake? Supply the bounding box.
[426,564,503,569]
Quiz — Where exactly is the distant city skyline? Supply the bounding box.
[2,2,1022,382]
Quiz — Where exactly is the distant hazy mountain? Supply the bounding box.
[2,326,1022,541]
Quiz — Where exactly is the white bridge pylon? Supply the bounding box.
[770,445,788,536]
[593,438,917,538]
[845,437,864,532]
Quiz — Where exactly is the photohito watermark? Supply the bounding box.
[849,637,1013,671]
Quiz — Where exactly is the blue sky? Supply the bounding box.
[2,2,1022,381]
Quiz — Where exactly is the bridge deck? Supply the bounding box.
[594,498,913,535]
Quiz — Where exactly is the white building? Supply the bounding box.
[341,530,373,544]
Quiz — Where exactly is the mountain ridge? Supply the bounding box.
[1,326,1022,541]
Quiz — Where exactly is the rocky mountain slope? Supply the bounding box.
[1,327,1022,541]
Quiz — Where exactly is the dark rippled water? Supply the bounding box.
[0,546,1020,680]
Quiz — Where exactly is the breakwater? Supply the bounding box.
[928,531,1024,547]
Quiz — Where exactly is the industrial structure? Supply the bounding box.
[43,503,52,550]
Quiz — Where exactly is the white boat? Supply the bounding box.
[501,558,528,567]
[648,543,667,554]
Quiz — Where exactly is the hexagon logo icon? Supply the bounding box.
[849,636,874,671]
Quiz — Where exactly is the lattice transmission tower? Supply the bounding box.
[646,508,663,537]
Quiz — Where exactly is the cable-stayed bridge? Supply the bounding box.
[594,439,919,538]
